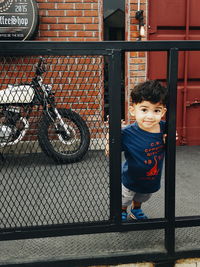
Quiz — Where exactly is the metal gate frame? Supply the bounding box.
[0,41,200,266]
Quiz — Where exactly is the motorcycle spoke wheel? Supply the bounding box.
[50,119,82,153]
[38,108,90,164]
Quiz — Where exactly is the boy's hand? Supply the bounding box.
[105,133,109,156]
[176,131,179,140]
[121,120,127,128]
[105,118,127,156]
[163,131,179,144]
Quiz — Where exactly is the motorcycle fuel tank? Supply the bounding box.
[0,85,35,104]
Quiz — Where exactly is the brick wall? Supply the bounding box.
[35,0,148,125]
[35,0,149,125]
[36,0,103,41]
[0,0,106,147]
[0,0,149,141]
[34,0,105,140]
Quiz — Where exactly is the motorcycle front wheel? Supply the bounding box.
[38,108,90,163]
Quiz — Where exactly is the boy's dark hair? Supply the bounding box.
[130,80,168,105]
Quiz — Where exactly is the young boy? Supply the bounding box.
[106,80,168,221]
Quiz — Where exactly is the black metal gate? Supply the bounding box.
[0,41,200,267]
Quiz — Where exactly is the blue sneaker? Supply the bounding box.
[121,211,128,221]
[129,208,148,220]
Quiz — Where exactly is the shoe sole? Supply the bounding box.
[129,213,148,220]
[129,213,137,220]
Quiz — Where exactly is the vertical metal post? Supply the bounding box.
[165,48,179,255]
[108,50,122,224]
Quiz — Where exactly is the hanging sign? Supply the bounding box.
[0,0,38,40]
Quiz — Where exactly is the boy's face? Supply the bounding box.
[129,101,167,132]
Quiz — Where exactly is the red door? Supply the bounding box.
[148,0,200,145]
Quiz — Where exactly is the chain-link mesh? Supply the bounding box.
[176,227,200,251]
[175,145,200,217]
[0,55,110,229]
[1,54,200,263]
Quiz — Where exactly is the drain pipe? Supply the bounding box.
[182,0,190,145]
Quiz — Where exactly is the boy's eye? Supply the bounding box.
[141,108,147,112]
[155,109,161,113]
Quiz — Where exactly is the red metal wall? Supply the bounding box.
[148,0,200,146]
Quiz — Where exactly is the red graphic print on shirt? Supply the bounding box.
[146,156,159,176]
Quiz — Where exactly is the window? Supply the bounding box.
[103,0,125,119]
[104,0,125,41]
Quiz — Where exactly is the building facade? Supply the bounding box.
[3,0,200,145]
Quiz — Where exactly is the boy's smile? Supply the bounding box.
[129,101,167,133]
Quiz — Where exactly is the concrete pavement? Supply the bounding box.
[0,146,199,266]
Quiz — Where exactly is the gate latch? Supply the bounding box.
[186,99,200,107]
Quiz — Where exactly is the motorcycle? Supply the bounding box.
[0,57,90,163]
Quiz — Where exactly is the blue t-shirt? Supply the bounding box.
[121,121,166,193]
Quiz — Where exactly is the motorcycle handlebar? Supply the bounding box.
[36,57,47,75]
[38,57,43,67]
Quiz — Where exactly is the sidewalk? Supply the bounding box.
[0,146,199,266]
[90,259,200,266]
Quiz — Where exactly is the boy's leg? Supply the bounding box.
[121,184,134,221]
[132,200,141,209]
[129,193,152,220]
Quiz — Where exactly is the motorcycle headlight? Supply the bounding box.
[45,84,52,91]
